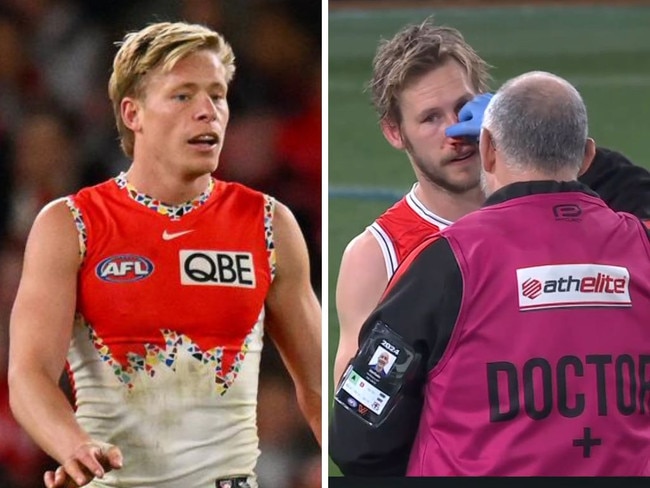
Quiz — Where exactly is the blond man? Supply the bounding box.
[9,22,321,488]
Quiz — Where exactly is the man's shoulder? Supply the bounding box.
[67,176,121,208]
[337,229,389,293]
[581,145,649,184]
[580,146,650,219]
[341,229,384,265]
[211,179,273,215]
[214,178,268,199]
[374,191,447,239]
[373,194,412,224]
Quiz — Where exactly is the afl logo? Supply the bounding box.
[96,254,154,283]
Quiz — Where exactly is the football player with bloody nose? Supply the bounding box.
[333,18,650,394]
[330,71,650,476]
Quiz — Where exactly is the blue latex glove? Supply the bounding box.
[445,93,494,140]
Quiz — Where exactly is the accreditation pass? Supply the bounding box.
[340,369,390,415]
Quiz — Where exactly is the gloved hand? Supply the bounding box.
[445,93,494,140]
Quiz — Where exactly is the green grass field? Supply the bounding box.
[327,4,650,476]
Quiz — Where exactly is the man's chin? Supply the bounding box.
[444,168,482,194]
[430,176,481,195]
[450,180,481,195]
[186,157,220,176]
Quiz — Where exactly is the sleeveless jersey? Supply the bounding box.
[407,191,650,475]
[65,174,275,487]
[369,185,451,279]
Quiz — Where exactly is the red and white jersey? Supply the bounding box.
[368,185,451,279]
[65,173,275,487]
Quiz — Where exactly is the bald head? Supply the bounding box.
[482,71,589,175]
[505,71,581,103]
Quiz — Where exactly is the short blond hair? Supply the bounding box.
[369,17,491,124]
[108,22,235,158]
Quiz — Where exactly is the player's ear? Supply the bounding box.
[121,97,142,133]
[578,137,596,176]
[380,117,405,150]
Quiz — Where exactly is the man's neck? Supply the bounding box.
[413,181,484,223]
[125,163,213,205]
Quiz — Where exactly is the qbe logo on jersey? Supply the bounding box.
[180,250,256,288]
[517,264,631,311]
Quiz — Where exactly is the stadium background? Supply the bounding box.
[328,1,650,477]
[0,1,320,487]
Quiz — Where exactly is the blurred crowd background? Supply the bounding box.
[0,0,321,487]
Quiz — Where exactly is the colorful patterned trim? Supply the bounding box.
[114,172,214,220]
[264,195,276,279]
[65,196,87,262]
[81,313,260,395]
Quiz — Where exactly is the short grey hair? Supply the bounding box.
[482,71,588,174]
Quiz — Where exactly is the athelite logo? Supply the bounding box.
[517,264,631,311]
